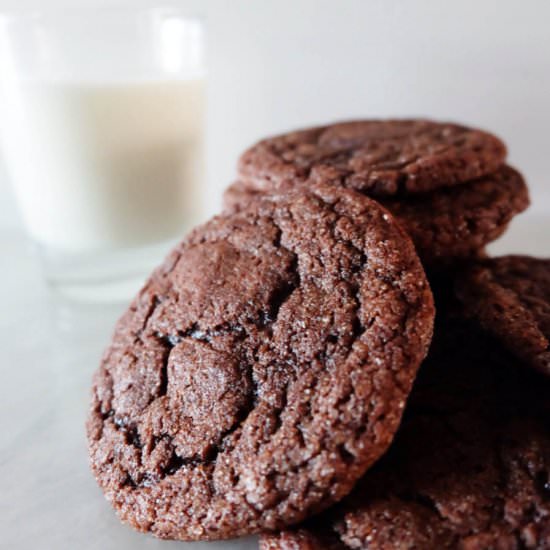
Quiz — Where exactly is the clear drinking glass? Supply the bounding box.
[0,7,206,302]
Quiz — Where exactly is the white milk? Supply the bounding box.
[0,78,205,250]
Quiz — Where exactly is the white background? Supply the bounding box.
[0,0,549,229]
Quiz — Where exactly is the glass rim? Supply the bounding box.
[0,5,205,25]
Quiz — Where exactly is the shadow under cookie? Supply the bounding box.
[260,316,550,549]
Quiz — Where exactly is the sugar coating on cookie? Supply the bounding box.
[456,255,550,376]
[87,184,434,540]
[238,119,506,196]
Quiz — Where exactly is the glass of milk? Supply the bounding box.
[0,7,206,302]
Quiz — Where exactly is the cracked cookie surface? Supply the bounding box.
[237,119,506,197]
[225,166,529,267]
[260,317,550,549]
[87,184,434,540]
[456,255,550,377]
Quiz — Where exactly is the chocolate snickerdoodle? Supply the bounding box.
[456,255,550,377]
[237,119,507,197]
[87,183,434,540]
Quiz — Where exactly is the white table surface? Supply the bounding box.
[1,208,548,550]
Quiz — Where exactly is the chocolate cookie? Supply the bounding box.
[381,166,529,265]
[261,528,343,550]
[456,255,550,377]
[87,184,434,540]
[238,119,506,197]
[225,166,529,266]
[260,317,550,549]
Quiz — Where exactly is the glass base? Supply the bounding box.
[37,239,177,304]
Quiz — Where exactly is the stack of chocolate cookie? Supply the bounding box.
[87,120,549,549]
[226,120,529,267]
